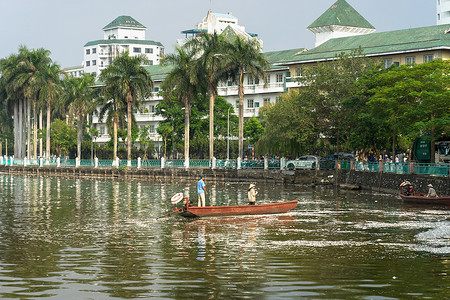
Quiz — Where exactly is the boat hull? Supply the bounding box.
[176,200,298,218]
[399,193,450,205]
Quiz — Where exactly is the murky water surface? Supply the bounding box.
[0,174,448,299]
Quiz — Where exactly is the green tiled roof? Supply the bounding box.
[279,24,450,64]
[84,39,163,47]
[143,64,175,81]
[103,16,146,30]
[308,0,374,30]
[264,48,307,69]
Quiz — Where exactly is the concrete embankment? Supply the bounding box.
[0,165,448,195]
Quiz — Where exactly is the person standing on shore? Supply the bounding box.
[197,175,207,207]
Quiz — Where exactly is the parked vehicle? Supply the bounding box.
[286,156,320,170]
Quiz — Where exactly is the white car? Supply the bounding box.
[286,156,320,170]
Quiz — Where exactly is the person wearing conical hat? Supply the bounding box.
[426,184,437,198]
[248,184,258,205]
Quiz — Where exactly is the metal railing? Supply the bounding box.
[1,156,448,177]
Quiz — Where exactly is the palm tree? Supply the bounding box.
[187,32,229,160]
[100,51,153,163]
[62,74,97,159]
[0,46,52,159]
[36,62,63,159]
[224,36,269,159]
[162,46,204,161]
[98,83,126,161]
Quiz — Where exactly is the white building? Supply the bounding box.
[437,0,450,24]
[83,16,164,76]
[178,10,262,47]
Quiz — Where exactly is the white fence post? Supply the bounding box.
[40,157,44,167]
[24,157,28,167]
[75,157,80,167]
[57,157,61,167]
[185,157,189,169]
[237,157,241,170]
[264,156,268,170]
[280,158,285,170]
[94,157,98,168]
[127,159,131,167]
[212,157,216,169]
[161,157,165,169]
[137,157,141,169]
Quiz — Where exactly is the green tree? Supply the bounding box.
[100,50,153,162]
[162,45,204,160]
[50,119,76,157]
[224,35,269,158]
[244,116,265,146]
[187,32,229,159]
[62,74,97,159]
[37,62,63,158]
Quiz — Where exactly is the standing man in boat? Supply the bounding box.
[197,175,207,207]
[248,184,258,205]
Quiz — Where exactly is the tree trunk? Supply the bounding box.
[14,100,18,158]
[39,109,43,157]
[391,128,397,159]
[430,113,435,164]
[33,102,38,159]
[27,98,31,160]
[127,92,132,162]
[113,115,118,160]
[209,93,215,160]
[184,97,190,160]
[46,102,51,158]
[18,98,23,159]
[77,112,83,159]
[238,70,245,159]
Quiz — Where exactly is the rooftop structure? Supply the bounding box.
[178,10,262,47]
[307,0,375,47]
[83,16,164,76]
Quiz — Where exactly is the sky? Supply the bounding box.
[0,0,437,68]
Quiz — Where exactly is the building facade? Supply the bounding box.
[437,0,450,25]
[83,16,164,76]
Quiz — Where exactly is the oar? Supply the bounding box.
[155,210,179,220]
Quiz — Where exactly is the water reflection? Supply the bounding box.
[0,174,448,299]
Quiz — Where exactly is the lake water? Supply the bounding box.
[0,174,448,299]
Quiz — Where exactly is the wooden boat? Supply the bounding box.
[399,193,450,205]
[174,200,298,218]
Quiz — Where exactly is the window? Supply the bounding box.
[265,75,271,83]
[149,125,155,133]
[263,98,271,106]
[406,56,415,65]
[384,59,392,68]
[150,60,153,65]
[247,99,254,108]
[92,60,96,66]
[133,47,141,53]
[295,67,303,77]
[92,48,96,54]
[150,105,155,113]
[235,100,239,108]
[255,102,260,108]
[145,48,153,54]
[86,61,90,67]
[153,87,159,92]
[86,49,90,55]
[99,126,105,135]
[276,73,283,83]
[254,77,260,85]
[424,55,434,63]
[247,76,254,85]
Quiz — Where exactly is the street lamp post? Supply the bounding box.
[227,106,232,161]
